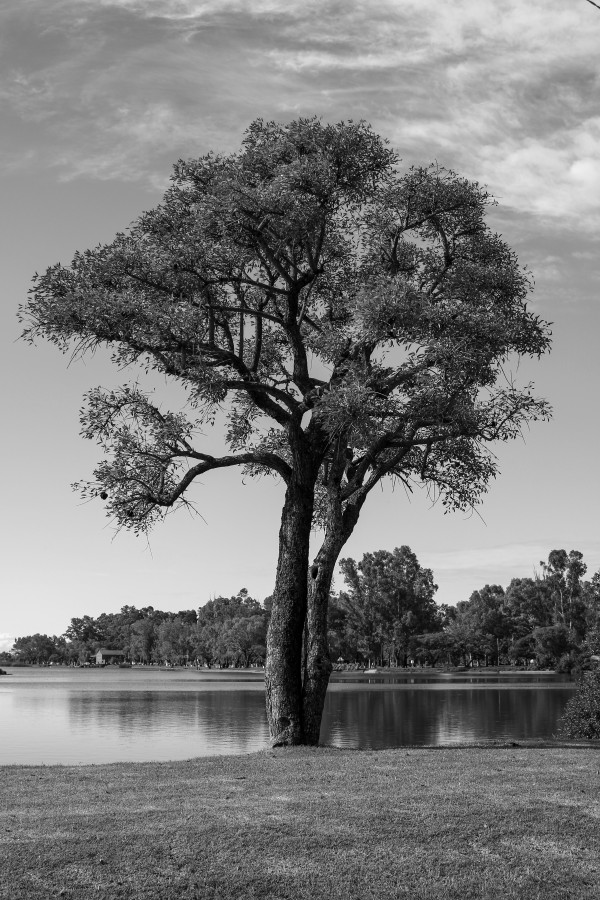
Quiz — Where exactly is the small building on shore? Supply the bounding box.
[95,649,126,666]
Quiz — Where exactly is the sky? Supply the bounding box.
[1,0,600,649]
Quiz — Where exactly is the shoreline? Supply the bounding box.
[2,737,600,773]
[0,663,562,675]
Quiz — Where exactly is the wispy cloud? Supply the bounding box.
[1,0,599,228]
[421,540,600,584]
[78,0,295,17]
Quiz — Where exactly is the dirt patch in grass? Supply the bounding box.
[1,745,599,899]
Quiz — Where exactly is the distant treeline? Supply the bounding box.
[4,548,600,673]
[328,547,600,672]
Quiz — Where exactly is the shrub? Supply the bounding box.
[559,668,600,738]
[556,648,593,675]
[533,624,570,669]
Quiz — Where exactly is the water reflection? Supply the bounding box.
[320,686,575,749]
[0,667,576,765]
[0,679,270,765]
[67,691,269,756]
[332,673,573,686]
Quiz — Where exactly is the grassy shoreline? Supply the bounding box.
[2,744,600,900]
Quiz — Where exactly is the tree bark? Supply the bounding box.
[301,497,365,745]
[265,475,315,746]
[301,539,338,745]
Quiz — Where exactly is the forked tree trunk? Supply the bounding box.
[265,476,315,746]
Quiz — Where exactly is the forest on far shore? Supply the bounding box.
[4,547,600,674]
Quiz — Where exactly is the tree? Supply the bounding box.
[21,117,551,745]
[504,576,553,638]
[64,616,106,653]
[532,624,572,669]
[156,616,194,665]
[12,634,61,664]
[507,633,535,666]
[539,549,588,637]
[130,616,159,663]
[583,571,600,653]
[336,547,439,666]
[194,590,267,667]
[222,615,268,667]
[453,585,509,665]
[95,605,146,655]
[327,591,357,663]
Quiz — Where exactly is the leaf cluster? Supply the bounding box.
[20,117,552,530]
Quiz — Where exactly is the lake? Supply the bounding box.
[0,666,576,765]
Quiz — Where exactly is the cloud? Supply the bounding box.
[421,541,600,583]
[477,119,600,227]
[77,0,294,17]
[51,101,205,186]
[423,544,549,575]
[1,0,599,230]
[522,254,565,285]
[0,633,14,653]
[572,250,599,261]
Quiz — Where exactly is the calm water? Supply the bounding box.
[0,666,576,765]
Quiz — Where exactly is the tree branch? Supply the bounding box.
[161,451,291,504]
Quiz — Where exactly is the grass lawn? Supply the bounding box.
[1,744,600,900]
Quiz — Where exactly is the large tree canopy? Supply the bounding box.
[21,117,551,745]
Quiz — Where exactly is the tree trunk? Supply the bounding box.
[265,476,315,746]
[301,540,338,745]
[301,497,364,745]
